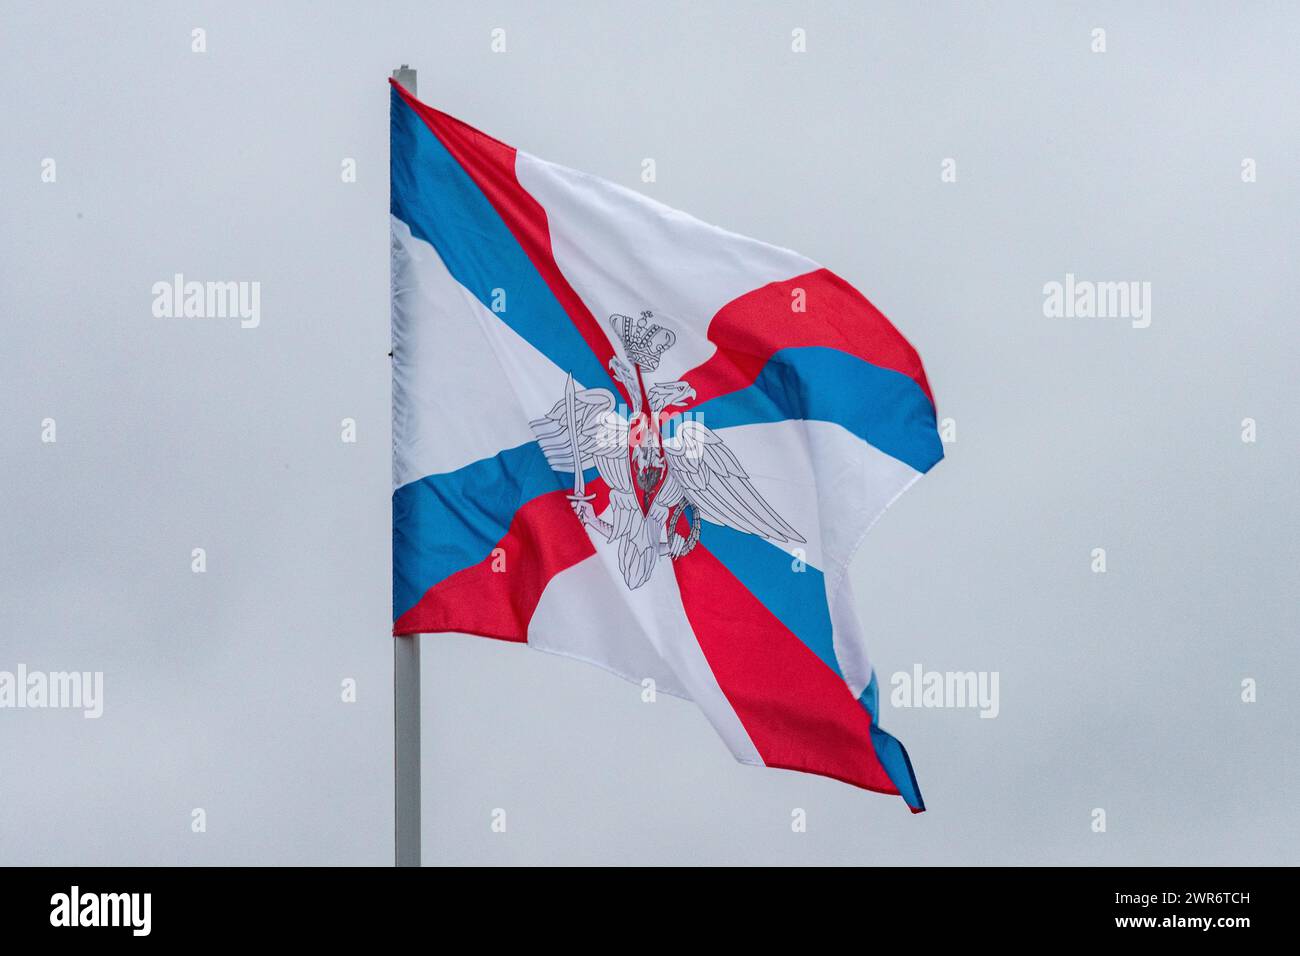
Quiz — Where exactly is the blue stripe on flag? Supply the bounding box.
[390,87,617,396]
[393,443,555,620]
[859,673,926,811]
[392,443,597,620]
[697,522,839,678]
[688,346,944,474]
[702,523,925,810]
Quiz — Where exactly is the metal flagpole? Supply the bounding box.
[391,63,421,868]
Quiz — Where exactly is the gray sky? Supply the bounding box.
[1,1,1296,865]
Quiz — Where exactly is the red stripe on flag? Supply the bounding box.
[391,83,628,406]
[682,268,935,408]
[672,543,904,799]
[393,481,610,640]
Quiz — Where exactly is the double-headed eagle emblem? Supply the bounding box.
[531,311,804,590]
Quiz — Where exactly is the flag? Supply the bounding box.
[390,80,943,810]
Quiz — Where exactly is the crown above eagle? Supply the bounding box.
[610,311,675,371]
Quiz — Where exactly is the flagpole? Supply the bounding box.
[391,63,421,868]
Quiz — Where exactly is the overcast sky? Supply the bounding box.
[1,1,1296,864]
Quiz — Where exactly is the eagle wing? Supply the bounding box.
[529,387,640,541]
[660,419,804,544]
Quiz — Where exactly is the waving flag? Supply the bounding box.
[390,80,943,810]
